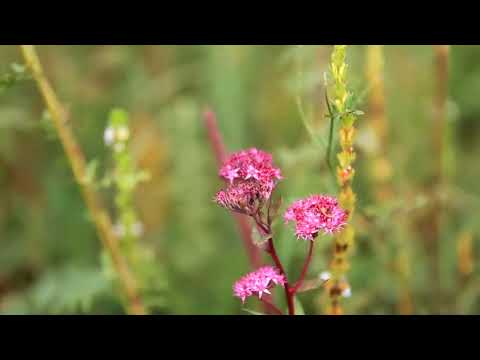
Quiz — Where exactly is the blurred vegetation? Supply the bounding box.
[0,45,479,314]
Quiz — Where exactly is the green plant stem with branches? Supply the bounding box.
[326,45,359,315]
[105,109,150,260]
[19,45,146,315]
[101,109,166,312]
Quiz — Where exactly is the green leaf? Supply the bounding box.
[242,308,265,315]
[10,63,26,74]
[2,266,111,314]
[251,226,270,249]
[268,196,283,226]
[294,296,306,315]
[40,109,58,140]
[0,62,31,93]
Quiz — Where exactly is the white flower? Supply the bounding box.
[342,286,352,298]
[319,271,331,282]
[104,127,115,146]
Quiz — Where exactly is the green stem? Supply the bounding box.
[325,90,336,178]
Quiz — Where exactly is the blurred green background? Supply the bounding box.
[0,45,479,314]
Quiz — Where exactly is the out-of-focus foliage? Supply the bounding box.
[0,45,479,314]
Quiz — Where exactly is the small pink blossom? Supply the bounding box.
[233,266,286,303]
[245,164,261,181]
[219,148,282,199]
[221,165,239,183]
[284,195,348,240]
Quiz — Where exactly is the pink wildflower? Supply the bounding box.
[284,195,348,240]
[233,266,286,303]
[219,148,282,199]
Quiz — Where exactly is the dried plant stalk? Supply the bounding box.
[365,45,392,200]
[429,45,450,309]
[19,45,146,315]
[366,45,413,314]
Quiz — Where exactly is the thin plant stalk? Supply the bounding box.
[457,230,474,287]
[291,241,314,293]
[431,45,450,309]
[430,45,449,310]
[266,239,295,315]
[365,45,391,197]
[254,213,315,315]
[254,216,295,315]
[326,45,358,315]
[366,45,413,314]
[433,45,449,186]
[19,45,146,315]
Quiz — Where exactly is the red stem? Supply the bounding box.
[254,213,296,315]
[203,108,263,270]
[258,216,316,314]
[203,108,227,168]
[267,238,295,315]
[291,241,314,293]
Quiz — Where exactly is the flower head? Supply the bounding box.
[233,266,286,303]
[284,195,348,240]
[219,148,282,199]
[214,180,270,216]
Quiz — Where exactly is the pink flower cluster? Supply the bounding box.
[219,148,282,199]
[284,195,348,240]
[233,266,286,303]
[214,180,269,215]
